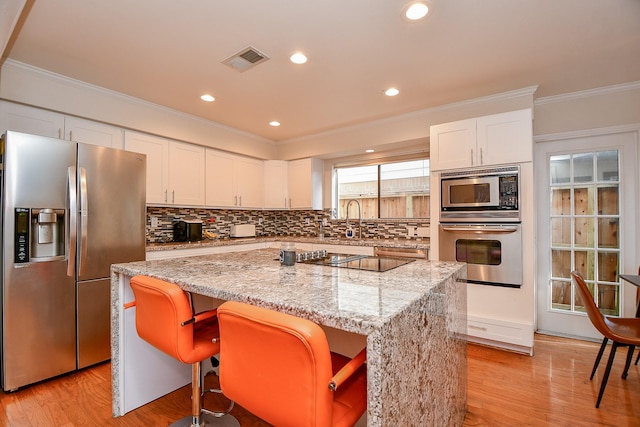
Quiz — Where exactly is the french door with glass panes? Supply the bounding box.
[535,131,637,339]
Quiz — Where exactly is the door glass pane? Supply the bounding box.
[573,187,594,215]
[573,153,594,183]
[573,217,594,247]
[550,217,571,246]
[597,252,618,282]
[551,280,571,311]
[598,186,619,215]
[598,218,619,248]
[551,249,571,278]
[597,284,619,315]
[574,250,595,280]
[550,188,571,215]
[550,155,570,184]
[596,150,619,182]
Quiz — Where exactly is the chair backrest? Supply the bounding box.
[129,275,196,363]
[217,301,334,427]
[571,271,613,339]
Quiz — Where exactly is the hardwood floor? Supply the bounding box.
[1,334,639,426]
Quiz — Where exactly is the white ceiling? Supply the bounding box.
[4,0,640,142]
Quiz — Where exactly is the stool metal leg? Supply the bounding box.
[170,361,239,427]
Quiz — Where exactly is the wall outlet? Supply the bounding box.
[258,218,263,225]
[407,226,418,237]
[150,216,158,228]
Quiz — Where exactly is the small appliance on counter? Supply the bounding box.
[230,224,256,238]
[173,219,203,242]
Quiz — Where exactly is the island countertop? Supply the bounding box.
[111,248,467,426]
[113,248,455,335]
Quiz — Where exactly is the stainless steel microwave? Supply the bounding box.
[440,165,520,222]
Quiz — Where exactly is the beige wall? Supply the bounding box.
[533,82,640,137]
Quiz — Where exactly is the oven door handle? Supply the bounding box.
[440,225,519,234]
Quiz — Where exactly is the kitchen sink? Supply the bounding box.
[298,253,414,272]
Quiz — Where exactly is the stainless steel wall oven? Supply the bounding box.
[438,165,523,288]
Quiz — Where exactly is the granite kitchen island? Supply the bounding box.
[111,249,467,426]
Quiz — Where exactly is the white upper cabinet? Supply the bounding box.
[125,131,204,206]
[205,149,264,208]
[169,141,205,206]
[234,156,264,208]
[430,109,532,170]
[0,101,123,148]
[264,160,288,209]
[287,158,323,210]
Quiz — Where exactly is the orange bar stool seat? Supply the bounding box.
[571,271,640,408]
[127,276,239,427]
[217,300,367,427]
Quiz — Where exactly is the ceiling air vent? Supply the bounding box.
[222,46,270,72]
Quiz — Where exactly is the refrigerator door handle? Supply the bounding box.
[67,166,77,277]
[78,167,88,276]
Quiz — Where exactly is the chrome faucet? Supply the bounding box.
[345,199,362,239]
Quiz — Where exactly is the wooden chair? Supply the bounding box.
[126,276,239,427]
[216,300,368,427]
[571,271,640,408]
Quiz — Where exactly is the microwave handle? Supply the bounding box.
[440,225,519,234]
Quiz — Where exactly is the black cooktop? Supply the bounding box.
[298,253,414,272]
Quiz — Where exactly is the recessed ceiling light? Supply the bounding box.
[290,52,308,64]
[269,121,281,127]
[365,149,375,153]
[384,88,400,97]
[402,1,430,21]
[200,94,215,102]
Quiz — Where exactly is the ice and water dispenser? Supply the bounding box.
[14,208,66,263]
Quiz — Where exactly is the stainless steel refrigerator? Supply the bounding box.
[1,131,146,391]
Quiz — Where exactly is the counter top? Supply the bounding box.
[113,248,452,335]
[146,235,430,253]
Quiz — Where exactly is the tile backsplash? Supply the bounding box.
[146,207,429,243]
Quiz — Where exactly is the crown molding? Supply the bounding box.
[534,123,640,143]
[534,81,640,106]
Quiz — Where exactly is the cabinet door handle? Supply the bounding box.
[284,197,287,208]
[234,195,238,206]
[58,128,62,139]
[172,190,175,203]
[164,190,168,203]
[239,196,242,206]
[470,149,474,165]
[480,147,484,165]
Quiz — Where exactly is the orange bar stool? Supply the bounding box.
[217,300,367,427]
[571,271,640,408]
[126,276,239,427]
